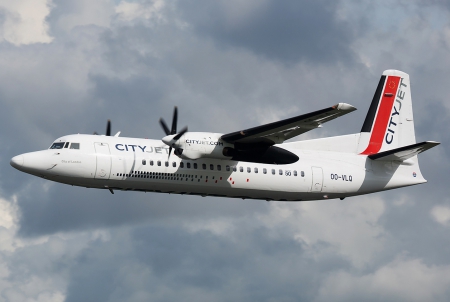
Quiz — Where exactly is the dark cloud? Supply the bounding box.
[180,0,358,64]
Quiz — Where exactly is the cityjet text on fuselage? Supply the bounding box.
[115,144,170,154]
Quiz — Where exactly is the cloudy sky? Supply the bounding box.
[0,0,449,301]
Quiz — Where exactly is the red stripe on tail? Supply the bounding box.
[360,76,400,155]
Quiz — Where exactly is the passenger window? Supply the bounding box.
[217,165,221,171]
[279,169,283,175]
[70,143,80,149]
[254,167,258,173]
[239,167,243,172]
[194,163,198,169]
[301,171,305,177]
[272,169,275,175]
[187,162,191,168]
[49,142,65,149]
[226,165,230,171]
[263,168,267,174]
[150,160,154,166]
[165,161,169,167]
[210,164,214,170]
[247,167,251,173]
[180,162,184,168]
[293,170,297,176]
[172,162,176,167]
[142,159,146,165]
[64,142,69,148]
[157,161,161,166]
[202,163,206,170]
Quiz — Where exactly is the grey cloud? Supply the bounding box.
[61,223,351,302]
[16,178,270,237]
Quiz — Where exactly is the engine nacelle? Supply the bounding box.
[166,132,299,164]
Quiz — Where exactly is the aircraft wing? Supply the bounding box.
[221,103,356,146]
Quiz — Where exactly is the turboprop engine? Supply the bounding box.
[159,106,299,164]
[159,107,236,160]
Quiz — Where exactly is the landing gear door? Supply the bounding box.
[311,167,323,192]
[94,142,111,179]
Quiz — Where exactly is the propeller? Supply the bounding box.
[106,119,111,136]
[94,120,116,136]
[160,106,188,157]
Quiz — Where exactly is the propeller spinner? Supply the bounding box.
[160,106,188,157]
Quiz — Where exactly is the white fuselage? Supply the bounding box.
[10,134,426,201]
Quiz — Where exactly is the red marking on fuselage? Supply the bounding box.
[361,76,401,155]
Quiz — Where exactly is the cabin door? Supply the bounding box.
[94,142,111,179]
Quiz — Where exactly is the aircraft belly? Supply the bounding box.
[56,173,344,201]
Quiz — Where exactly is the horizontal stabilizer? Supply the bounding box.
[368,141,440,161]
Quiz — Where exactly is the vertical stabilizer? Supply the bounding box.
[358,70,415,155]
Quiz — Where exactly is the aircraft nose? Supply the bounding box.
[10,155,24,169]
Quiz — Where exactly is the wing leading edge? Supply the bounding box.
[221,103,356,146]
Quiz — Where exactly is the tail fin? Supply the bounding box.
[358,70,415,155]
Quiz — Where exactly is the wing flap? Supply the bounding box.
[368,141,440,161]
[221,103,356,145]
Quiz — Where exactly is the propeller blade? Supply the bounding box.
[159,118,170,135]
[160,106,188,159]
[171,106,178,135]
[173,126,188,141]
[106,120,111,136]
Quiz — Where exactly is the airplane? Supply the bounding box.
[10,70,440,201]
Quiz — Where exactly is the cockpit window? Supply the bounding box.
[49,142,65,149]
[70,143,80,149]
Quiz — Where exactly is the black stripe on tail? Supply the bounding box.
[360,75,386,133]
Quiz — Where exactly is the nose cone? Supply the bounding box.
[10,151,55,174]
[10,155,24,169]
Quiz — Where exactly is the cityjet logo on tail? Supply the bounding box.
[385,78,407,144]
